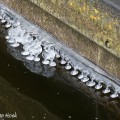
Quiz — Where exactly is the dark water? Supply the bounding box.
[0,33,120,120]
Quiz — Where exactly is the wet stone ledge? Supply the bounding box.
[0,0,120,81]
[0,4,120,99]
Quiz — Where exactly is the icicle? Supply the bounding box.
[110,90,119,98]
[78,70,89,80]
[71,69,78,76]
[55,49,60,58]
[81,77,89,83]
[5,22,11,28]
[102,83,111,94]
[11,42,20,48]
[65,63,72,70]
[95,81,103,90]
[86,75,96,87]
[42,45,56,66]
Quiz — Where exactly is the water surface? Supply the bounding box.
[0,32,120,120]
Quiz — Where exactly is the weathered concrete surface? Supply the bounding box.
[0,0,120,80]
[29,0,120,57]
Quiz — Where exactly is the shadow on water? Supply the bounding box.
[0,31,120,120]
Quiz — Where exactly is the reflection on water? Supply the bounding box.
[7,45,57,78]
[0,33,120,120]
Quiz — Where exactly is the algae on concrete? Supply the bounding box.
[29,0,120,57]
